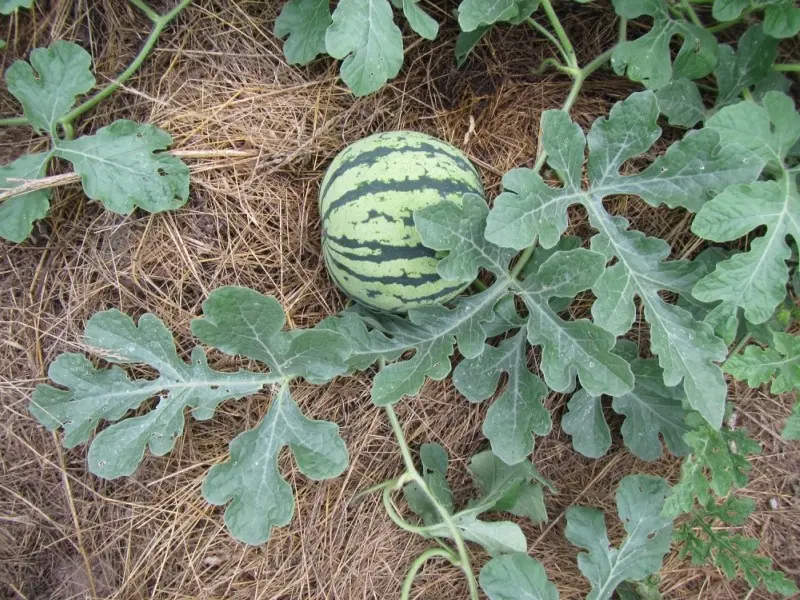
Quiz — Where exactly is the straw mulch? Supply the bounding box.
[1,1,797,599]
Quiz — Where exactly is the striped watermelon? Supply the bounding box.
[320,131,484,313]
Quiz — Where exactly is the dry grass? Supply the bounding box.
[0,1,798,599]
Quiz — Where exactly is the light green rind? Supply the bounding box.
[320,131,484,312]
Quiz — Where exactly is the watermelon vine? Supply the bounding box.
[0,0,193,243]
[10,1,800,599]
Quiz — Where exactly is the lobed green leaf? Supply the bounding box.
[324,0,403,96]
[5,40,95,133]
[663,413,761,517]
[30,309,273,478]
[202,383,348,544]
[724,333,800,395]
[0,152,51,243]
[692,93,800,327]
[53,120,190,215]
[485,92,760,428]
[611,0,717,89]
[562,341,691,461]
[274,0,332,65]
[566,474,673,600]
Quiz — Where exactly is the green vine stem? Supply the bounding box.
[526,17,570,66]
[0,0,192,132]
[509,45,614,280]
[0,116,29,127]
[400,548,458,600]
[539,0,577,70]
[128,0,161,22]
[679,0,704,27]
[774,63,800,73]
[383,404,481,600]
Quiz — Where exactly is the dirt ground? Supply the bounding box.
[1,1,798,599]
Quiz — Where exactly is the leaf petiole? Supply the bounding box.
[383,405,481,600]
[400,547,459,600]
[526,17,570,66]
[0,116,29,127]
[679,0,703,27]
[128,0,161,23]
[539,0,577,69]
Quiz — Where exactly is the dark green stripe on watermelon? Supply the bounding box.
[322,176,478,223]
[320,142,478,200]
[325,235,437,262]
[326,253,442,285]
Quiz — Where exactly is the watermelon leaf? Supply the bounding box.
[692,92,800,327]
[675,496,799,596]
[30,287,352,545]
[53,120,190,215]
[566,475,673,600]
[192,286,353,384]
[0,152,52,243]
[783,402,800,441]
[415,449,551,555]
[454,330,550,464]
[5,40,95,134]
[712,0,800,39]
[515,248,634,397]
[479,553,559,600]
[404,449,550,555]
[360,193,635,421]
[560,390,611,459]
[611,0,718,89]
[655,26,777,127]
[395,0,439,40]
[403,442,454,525]
[273,0,332,65]
[663,413,761,517]
[485,92,762,429]
[724,333,800,395]
[317,311,406,371]
[562,341,691,461]
[364,284,508,406]
[202,382,348,545]
[457,0,539,32]
[1,40,191,242]
[29,309,275,478]
[324,0,404,96]
[414,193,515,282]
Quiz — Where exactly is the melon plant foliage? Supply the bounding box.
[0,2,192,243]
[9,0,800,599]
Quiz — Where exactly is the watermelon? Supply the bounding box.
[319,131,484,313]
